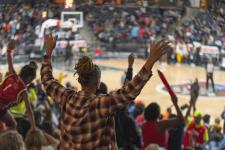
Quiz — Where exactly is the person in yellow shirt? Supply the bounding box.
[183,111,209,149]
[9,84,37,137]
[10,84,37,118]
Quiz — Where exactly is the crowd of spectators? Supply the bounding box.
[1,50,225,149]
[1,4,224,65]
[83,5,224,46]
[0,3,62,55]
[82,5,224,64]
[0,4,225,149]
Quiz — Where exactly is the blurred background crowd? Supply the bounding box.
[0,0,225,150]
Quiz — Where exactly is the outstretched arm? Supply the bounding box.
[20,91,36,129]
[41,34,76,107]
[185,100,194,120]
[43,132,59,146]
[123,53,134,85]
[158,96,185,133]
[21,91,59,147]
[7,40,16,74]
[94,40,170,117]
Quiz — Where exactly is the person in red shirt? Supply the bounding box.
[142,95,184,149]
[0,40,37,129]
[183,111,209,149]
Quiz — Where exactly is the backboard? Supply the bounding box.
[61,11,84,28]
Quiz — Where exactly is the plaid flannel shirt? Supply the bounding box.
[41,56,152,150]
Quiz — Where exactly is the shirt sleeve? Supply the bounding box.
[93,66,152,117]
[123,67,133,85]
[41,55,75,107]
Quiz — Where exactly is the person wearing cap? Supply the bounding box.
[183,111,209,149]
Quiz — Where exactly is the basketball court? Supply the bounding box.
[1,7,224,124]
[93,59,225,121]
[3,58,223,121]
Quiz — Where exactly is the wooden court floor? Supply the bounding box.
[1,58,225,123]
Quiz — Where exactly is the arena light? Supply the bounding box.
[65,0,74,8]
[42,11,47,18]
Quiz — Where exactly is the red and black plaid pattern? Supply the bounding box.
[41,56,152,150]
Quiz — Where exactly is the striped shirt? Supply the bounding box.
[41,56,152,150]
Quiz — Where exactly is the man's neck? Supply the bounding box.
[82,86,96,95]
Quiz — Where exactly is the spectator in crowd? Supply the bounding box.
[1,3,225,150]
[41,34,169,149]
[116,106,142,150]
[134,100,145,128]
[115,53,141,150]
[167,96,194,150]
[203,114,211,130]
[183,111,209,149]
[0,130,25,150]
[0,40,37,129]
[209,117,223,149]
[10,83,38,137]
[142,95,184,149]
[162,107,172,120]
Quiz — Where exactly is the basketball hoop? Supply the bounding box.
[61,12,84,29]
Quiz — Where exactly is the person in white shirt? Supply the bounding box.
[206,59,215,92]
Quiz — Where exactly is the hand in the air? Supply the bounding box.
[148,40,170,64]
[44,34,57,56]
[7,40,16,55]
[128,53,134,68]
[171,95,178,105]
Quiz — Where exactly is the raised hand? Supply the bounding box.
[7,40,16,74]
[171,95,178,105]
[44,34,57,57]
[149,40,170,64]
[7,40,16,55]
[128,53,134,68]
[144,40,170,71]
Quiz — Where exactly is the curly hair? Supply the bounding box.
[75,56,101,86]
